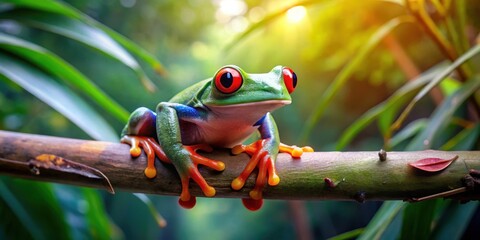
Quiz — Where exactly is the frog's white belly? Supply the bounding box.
[180,100,289,148]
[196,118,258,148]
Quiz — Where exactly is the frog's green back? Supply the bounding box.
[168,79,212,106]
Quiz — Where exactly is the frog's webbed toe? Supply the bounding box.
[121,135,170,178]
[178,144,225,209]
[230,139,279,210]
[231,140,314,211]
[279,143,314,158]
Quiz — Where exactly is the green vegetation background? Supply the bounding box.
[1,0,479,239]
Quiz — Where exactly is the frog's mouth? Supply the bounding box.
[207,99,290,108]
[206,100,291,118]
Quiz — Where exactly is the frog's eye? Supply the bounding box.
[214,67,243,94]
[282,67,297,94]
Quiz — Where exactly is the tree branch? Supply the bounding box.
[1,130,479,201]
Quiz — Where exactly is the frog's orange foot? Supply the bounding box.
[121,135,170,178]
[279,143,314,158]
[178,144,225,209]
[231,140,279,204]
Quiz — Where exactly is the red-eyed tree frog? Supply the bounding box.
[121,65,313,211]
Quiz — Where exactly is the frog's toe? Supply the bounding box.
[242,198,263,211]
[121,135,141,157]
[232,139,280,211]
[144,166,157,179]
[188,166,217,197]
[249,187,263,200]
[179,196,196,209]
[231,177,246,191]
[176,168,215,209]
[279,143,314,158]
[121,135,170,179]
[302,146,314,152]
[185,145,225,171]
[130,147,142,157]
[175,144,224,209]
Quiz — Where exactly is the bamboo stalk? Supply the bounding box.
[0,130,479,201]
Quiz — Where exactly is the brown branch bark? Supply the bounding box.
[1,130,480,201]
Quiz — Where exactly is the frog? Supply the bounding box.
[121,65,313,211]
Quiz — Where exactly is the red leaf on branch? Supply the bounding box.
[408,155,458,172]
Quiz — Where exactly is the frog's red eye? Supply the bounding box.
[214,67,243,94]
[282,67,297,94]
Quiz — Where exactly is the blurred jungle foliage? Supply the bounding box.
[1,0,480,239]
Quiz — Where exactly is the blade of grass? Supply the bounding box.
[0,33,129,122]
[301,16,415,144]
[455,0,469,53]
[0,53,118,141]
[335,63,443,150]
[400,199,441,240]
[133,193,167,228]
[441,124,480,150]
[52,185,119,239]
[0,181,43,240]
[357,201,405,240]
[389,118,427,148]
[391,44,480,133]
[2,9,157,92]
[406,75,480,150]
[0,178,72,240]
[82,188,120,239]
[327,228,363,240]
[430,201,478,240]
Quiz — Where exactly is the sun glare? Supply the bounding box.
[286,6,307,23]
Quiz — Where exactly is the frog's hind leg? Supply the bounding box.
[122,107,157,137]
[121,107,170,179]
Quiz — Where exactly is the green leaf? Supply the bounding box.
[328,228,363,240]
[0,178,72,240]
[392,44,480,131]
[400,199,442,240]
[358,201,405,240]
[455,0,470,53]
[0,52,118,141]
[406,75,480,150]
[441,124,480,151]
[301,16,415,143]
[98,25,167,77]
[133,193,167,228]
[438,77,461,96]
[2,0,80,18]
[389,119,427,148]
[0,33,129,122]
[0,180,42,240]
[335,66,442,150]
[82,189,120,239]
[4,0,166,77]
[2,9,157,92]
[430,201,478,240]
[52,185,118,239]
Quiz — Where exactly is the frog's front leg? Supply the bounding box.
[231,113,313,211]
[156,102,225,208]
